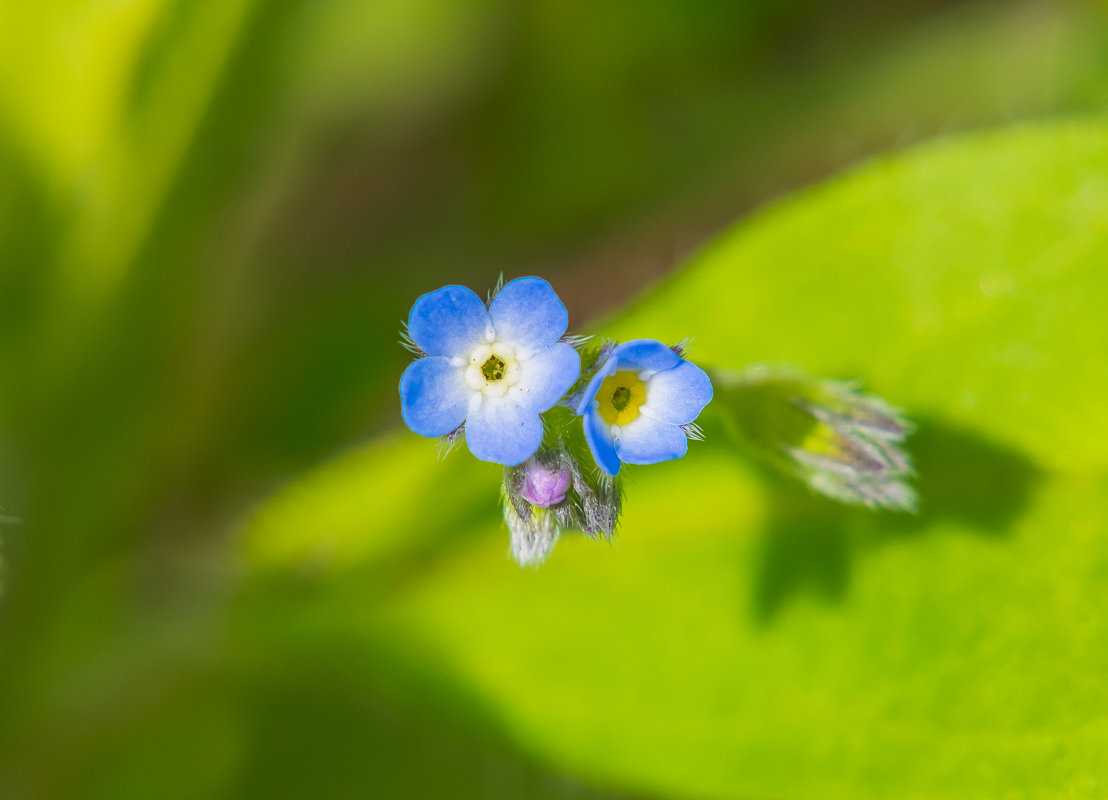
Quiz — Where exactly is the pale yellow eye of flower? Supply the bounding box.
[464,343,521,398]
[596,370,646,425]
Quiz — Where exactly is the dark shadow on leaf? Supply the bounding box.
[751,482,854,623]
[887,419,1044,535]
[750,417,1043,624]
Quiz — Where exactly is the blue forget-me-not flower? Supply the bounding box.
[399,277,580,466]
[576,339,713,476]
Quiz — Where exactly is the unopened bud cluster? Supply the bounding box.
[502,445,622,566]
[715,367,917,512]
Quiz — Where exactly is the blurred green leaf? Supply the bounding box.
[242,121,1108,797]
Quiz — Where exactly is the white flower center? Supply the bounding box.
[463,342,522,398]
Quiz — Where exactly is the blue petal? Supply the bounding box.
[575,339,679,415]
[575,353,619,415]
[465,396,544,466]
[488,277,568,353]
[583,408,622,476]
[515,342,580,412]
[643,360,713,424]
[399,357,469,437]
[614,415,688,465]
[611,339,680,376]
[408,285,492,357]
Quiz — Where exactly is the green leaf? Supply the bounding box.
[241,121,1108,798]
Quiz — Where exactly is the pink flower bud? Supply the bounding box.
[520,457,571,508]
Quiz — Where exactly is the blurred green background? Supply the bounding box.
[2,0,1108,797]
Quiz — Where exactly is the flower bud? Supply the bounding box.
[519,457,571,507]
[505,505,559,567]
[570,465,621,538]
[501,440,622,566]
[714,367,916,511]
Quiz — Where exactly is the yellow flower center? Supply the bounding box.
[597,370,646,425]
[481,354,507,382]
[464,343,520,398]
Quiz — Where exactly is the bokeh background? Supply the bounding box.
[1,1,1107,797]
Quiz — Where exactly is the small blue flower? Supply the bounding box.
[399,277,581,466]
[576,339,713,476]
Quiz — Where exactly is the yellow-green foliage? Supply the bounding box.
[241,122,1108,798]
